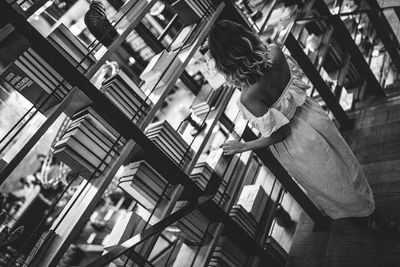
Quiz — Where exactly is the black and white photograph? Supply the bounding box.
[0,0,400,266]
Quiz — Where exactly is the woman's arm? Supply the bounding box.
[221,126,287,155]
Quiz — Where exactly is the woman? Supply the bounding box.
[208,20,397,231]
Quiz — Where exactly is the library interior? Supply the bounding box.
[1,0,400,266]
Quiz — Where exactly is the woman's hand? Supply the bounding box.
[221,140,247,155]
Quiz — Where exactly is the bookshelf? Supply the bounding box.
[0,0,399,266]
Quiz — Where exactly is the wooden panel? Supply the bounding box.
[362,160,400,184]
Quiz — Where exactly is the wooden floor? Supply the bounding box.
[286,88,400,267]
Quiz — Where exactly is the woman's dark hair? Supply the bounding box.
[208,20,272,86]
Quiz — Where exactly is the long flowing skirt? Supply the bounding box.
[271,97,375,219]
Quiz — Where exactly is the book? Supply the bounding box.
[47,24,95,72]
[71,107,123,144]
[52,146,100,179]
[68,120,118,154]
[17,54,63,101]
[103,71,150,107]
[102,90,138,122]
[146,120,193,167]
[62,127,117,161]
[140,50,174,81]
[21,51,68,99]
[169,24,196,51]
[210,236,247,267]
[54,135,111,171]
[119,181,157,209]
[25,48,72,96]
[118,161,170,209]
[141,56,182,92]
[230,205,257,237]
[191,83,213,108]
[190,162,213,189]
[237,184,269,222]
[146,127,190,156]
[0,60,59,113]
[53,107,124,179]
[67,116,122,151]
[120,164,169,196]
[173,201,209,244]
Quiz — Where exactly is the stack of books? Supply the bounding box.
[191,85,225,115]
[118,161,171,210]
[171,0,215,24]
[230,205,257,238]
[0,48,72,113]
[101,71,152,124]
[47,24,96,73]
[190,162,213,190]
[53,107,124,180]
[213,178,229,206]
[209,237,247,266]
[145,120,193,169]
[173,201,210,244]
[139,50,182,92]
[237,184,269,222]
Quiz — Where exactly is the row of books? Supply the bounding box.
[47,24,96,74]
[0,47,72,113]
[118,161,171,210]
[173,201,210,244]
[190,161,230,207]
[214,177,229,206]
[190,162,213,190]
[139,50,182,92]
[229,205,257,238]
[101,71,152,124]
[201,149,232,206]
[53,107,125,180]
[171,0,215,24]
[191,85,225,115]
[145,120,193,169]
[209,237,247,267]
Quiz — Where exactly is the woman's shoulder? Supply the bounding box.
[267,43,286,66]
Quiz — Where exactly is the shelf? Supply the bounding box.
[85,0,159,78]
[85,194,281,267]
[2,2,279,265]
[0,1,359,266]
[140,3,225,128]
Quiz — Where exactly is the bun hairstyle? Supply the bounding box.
[208,20,272,87]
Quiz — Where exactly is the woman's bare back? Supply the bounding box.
[240,44,292,117]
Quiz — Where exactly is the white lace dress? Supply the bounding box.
[239,55,375,219]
